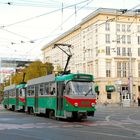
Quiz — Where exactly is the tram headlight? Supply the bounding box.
[91,103,95,107]
[74,102,78,107]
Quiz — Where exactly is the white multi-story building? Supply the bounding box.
[42,8,140,104]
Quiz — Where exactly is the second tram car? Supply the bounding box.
[3,83,26,111]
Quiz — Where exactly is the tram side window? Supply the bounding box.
[39,84,44,95]
[50,82,56,95]
[4,91,8,98]
[9,90,12,97]
[27,88,31,96]
[9,90,13,97]
[28,86,34,96]
[9,89,15,97]
[44,83,49,95]
[31,86,35,96]
[13,90,16,97]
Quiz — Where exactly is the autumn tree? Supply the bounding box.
[24,61,54,81]
[12,72,24,85]
[0,83,4,102]
[11,61,54,84]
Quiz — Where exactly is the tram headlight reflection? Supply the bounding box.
[91,103,95,107]
[74,102,78,107]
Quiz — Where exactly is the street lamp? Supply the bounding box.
[128,52,133,104]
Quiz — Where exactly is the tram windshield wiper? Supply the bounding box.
[85,88,92,96]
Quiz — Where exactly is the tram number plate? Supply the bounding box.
[78,110,86,113]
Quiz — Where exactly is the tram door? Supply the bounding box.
[7,91,9,109]
[56,81,64,117]
[34,85,38,113]
[16,89,19,110]
[121,86,130,107]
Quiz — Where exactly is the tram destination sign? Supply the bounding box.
[74,74,93,81]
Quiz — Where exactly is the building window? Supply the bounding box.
[117,62,121,77]
[106,46,110,55]
[117,35,120,44]
[122,62,127,77]
[138,63,140,77]
[117,47,121,56]
[138,48,140,56]
[122,35,126,44]
[138,36,140,44]
[127,48,131,56]
[127,35,131,44]
[95,35,98,44]
[116,24,120,32]
[122,24,126,32]
[105,34,110,43]
[127,25,131,32]
[105,22,110,31]
[106,62,111,77]
[137,25,140,32]
[117,62,128,78]
[122,48,126,56]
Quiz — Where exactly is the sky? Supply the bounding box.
[0,0,140,61]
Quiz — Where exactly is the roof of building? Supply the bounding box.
[41,8,140,50]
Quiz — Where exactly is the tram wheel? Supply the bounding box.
[49,110,55,119]
[12,105,15,111]
[29,107,34,115]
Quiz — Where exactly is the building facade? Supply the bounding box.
[42,8,140,104]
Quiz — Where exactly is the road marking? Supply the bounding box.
[105,115,110,121]
[56,127,140,140]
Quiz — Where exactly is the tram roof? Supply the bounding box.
[27,74,55,86]
[4,84,16,91]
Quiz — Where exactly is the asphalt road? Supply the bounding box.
[0,106,140,140]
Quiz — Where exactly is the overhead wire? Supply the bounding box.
[32,0,94,42]
[24,0,94,57]
[0,28,31,40]
[0,0,62,7]
[0,0,97,10]
[0,0,94,57]
[0,0,94,45]
[1,0,92,28]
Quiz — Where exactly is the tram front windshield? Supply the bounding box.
[66,81,94,96]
